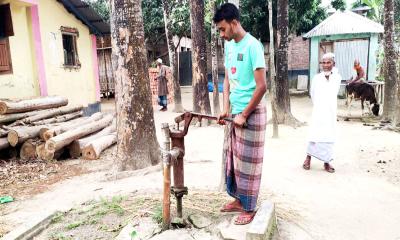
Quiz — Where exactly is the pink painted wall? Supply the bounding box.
[30,5,48,96]
[92,35,101,101]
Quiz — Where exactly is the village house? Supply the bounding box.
[0,0,109,113]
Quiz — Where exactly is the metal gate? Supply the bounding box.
[178,51,192,86]
[334,39,369,80]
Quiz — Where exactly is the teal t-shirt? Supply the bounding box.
[224,33,266,114]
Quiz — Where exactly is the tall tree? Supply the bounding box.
[111,0,160,170]
[331,0,347,10]
[189,0,212,115]
[382,0,399,123]
[275,0,302,126]
[352,0,384,23]
[210,0,221,116]
[84,0,110,22]
[162,0,184,112]
[268,0,279,138]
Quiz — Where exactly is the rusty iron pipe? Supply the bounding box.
[161,123,171,230]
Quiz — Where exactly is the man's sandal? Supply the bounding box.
[303,159,311,170]
[324,163,335,173]
[220,202,243,213]
[234,211,256,225]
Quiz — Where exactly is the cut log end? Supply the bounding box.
[0,102,7,114]
[82,145,97,160]
[45,140,56,152]
[37,143,56,161]
[43,131,54,141]
[7,130,19,147]
[39,128,49,140]
[20,140,37,160]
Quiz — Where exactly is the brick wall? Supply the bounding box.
[148,67,174,107]
[288,35,309,70]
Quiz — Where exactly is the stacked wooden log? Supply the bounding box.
[0,96,117,161]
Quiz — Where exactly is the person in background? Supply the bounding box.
[348,59,366,85]
[155,58,168,111]
[303,53,342,173]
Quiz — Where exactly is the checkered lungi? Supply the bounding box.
[223,104,266,212]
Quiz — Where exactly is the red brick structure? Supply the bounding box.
[288,35,309,70]
[148,67,174,107]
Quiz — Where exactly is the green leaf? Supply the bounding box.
[130,230,137,239]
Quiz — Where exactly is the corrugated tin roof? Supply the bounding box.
[57,0,110,35]
[303,10,383,38]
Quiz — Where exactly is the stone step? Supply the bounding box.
[219,200,276,240]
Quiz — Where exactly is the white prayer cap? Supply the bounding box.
[156,58,163,64]
[322,52,335,61]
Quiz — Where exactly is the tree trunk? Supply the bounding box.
[82,133,117,160]
[42,113,102,141]
[0,137,9,150]
[396,64,400,127]
[162,0,184,113]
[36,143,63,161]
[269,0,279,138]
[211,0,221,116]
[276,0,303,127]
[19,106,83,124]
[20,139,41,160]
[0,109,50,124]
[7,125,45,147]
[45,114,113,153]
[69,119,116,158]
[189,0,212,116]
[382,0,398,123]
[32,111,83,126]
[0,96,68,114]
[111,0,160,170]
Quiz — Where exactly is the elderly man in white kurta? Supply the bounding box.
[303,53,341,173]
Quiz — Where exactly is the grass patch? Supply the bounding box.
[151,204,163,224]
[66,221,84,230]
[51,212,64,224]
[50,232,72,240]
[98,196,125,216]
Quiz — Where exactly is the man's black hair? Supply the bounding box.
[213,3,240,23]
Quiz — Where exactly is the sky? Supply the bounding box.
[321,0,358,9]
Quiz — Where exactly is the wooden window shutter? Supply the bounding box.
[0,38,12,72]
[0,4,14,37]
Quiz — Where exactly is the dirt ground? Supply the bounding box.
[1,88,400,239]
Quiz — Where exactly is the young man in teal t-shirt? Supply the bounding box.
[214,3,267,225]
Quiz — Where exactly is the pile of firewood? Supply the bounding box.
[0,96,116,161]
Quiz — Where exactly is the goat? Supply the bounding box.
[346,82,380,116]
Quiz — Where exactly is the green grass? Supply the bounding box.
[152,204,163,224]
[66,221,84,230]
[50,232,72,240]
[51,212,64,224]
